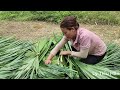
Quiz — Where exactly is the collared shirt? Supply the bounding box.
[69,27,107,56]
[50,27,107,57]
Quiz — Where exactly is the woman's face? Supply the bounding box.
[61,27,77,40]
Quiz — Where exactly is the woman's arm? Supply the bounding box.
[70,48,89,58]
[59,48,89,59]
[45,36,68,64]
[50,36,68,56]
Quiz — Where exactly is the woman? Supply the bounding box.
[45,16,107,65]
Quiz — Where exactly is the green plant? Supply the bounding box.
[0,34,120,79]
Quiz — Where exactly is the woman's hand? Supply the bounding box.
[44,59,51,64]
[60,51,71,56]
[44,54,54,65]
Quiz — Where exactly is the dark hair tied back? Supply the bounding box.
[60,16,79,30]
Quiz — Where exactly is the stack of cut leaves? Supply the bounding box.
[0,34,120,79]
[0,36,78,79]
[0,36,32,79]
[13,37,78,79]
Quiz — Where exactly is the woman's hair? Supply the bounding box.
[60,16,79,30]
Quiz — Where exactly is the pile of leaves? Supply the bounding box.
[0,35,120,79]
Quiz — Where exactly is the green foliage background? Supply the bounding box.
[0,11,120,25]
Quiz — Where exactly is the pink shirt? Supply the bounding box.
[69,28,107,56]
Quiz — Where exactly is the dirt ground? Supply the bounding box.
[0,20,120,44]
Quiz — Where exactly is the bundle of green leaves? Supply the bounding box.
[0,34,120,79]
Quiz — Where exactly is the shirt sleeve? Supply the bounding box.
[70,35,90,58]
[71,48,89,58]
[80,35,91,49]
[50,36,68,56]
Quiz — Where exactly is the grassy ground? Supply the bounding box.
[0,11,120,45]
[0,20,120,45]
